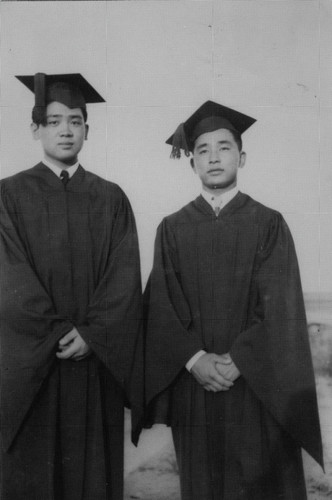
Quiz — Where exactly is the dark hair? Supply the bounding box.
[32,104,88,126]
[228,129,242,152]
[192,128,243,152]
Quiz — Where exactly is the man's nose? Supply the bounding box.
[59,122,73,136]
[209,149,220,163]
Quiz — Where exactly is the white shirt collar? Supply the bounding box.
[43,159,80,179]
[201,186,239,211]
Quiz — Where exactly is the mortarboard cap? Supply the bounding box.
[15,73,105,109]
[166,100,256,159]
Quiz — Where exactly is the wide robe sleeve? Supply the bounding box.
[229,213,324,468]
[145,218,203,407]
[75,189,144,444]
[0,183,74,452]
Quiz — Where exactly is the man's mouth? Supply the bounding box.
[208,168,224,174]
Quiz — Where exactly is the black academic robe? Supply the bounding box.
[145,192,323,500]
[0,163,144,500]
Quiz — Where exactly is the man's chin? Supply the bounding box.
[205,181,234,190]
[52,153,78,165]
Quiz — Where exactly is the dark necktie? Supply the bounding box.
[60,170,69,187]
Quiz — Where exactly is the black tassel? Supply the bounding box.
[34,73,46,107]
[170,123,190,159]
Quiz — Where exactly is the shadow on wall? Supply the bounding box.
[308,323,332,377]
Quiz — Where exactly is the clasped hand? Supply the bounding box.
[56,327,91,361]
[190,352,240,392]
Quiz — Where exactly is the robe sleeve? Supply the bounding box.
[229,212,323,467]
[75,189,144,443]
[0,183,74,451]
[145,218,204,406]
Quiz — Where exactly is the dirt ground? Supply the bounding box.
[124,376,332,500]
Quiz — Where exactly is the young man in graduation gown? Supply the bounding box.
[144,101,323,500]
[0,73,144,500]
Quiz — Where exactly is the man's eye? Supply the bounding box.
[48,120,59,126]
[199,150,208,155]
[220,147,230,151]
[71,121,82,126]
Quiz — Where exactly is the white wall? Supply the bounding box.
[1,0,332,293]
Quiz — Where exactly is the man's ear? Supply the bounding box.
[239,151,246,169]
[84,124,89,140]
[30,122,40,141]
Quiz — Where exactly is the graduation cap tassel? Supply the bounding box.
[32,73,47,124]
[170,123,190,159]
[34,73,46,108]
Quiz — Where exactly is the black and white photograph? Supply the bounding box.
[0,1,331,499]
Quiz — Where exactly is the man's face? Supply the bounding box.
[31,101,88,167]
[192,128,246,192]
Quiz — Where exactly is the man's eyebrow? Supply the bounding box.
[46,114,83,119]
[196,140,232,149]
[196,143,208,150]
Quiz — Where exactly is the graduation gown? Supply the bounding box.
[0,163,144,500]
[145,192,323,500]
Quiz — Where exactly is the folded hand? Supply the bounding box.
[215,353,240,382]
[56,328,91,361]
[191,353,234,392]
